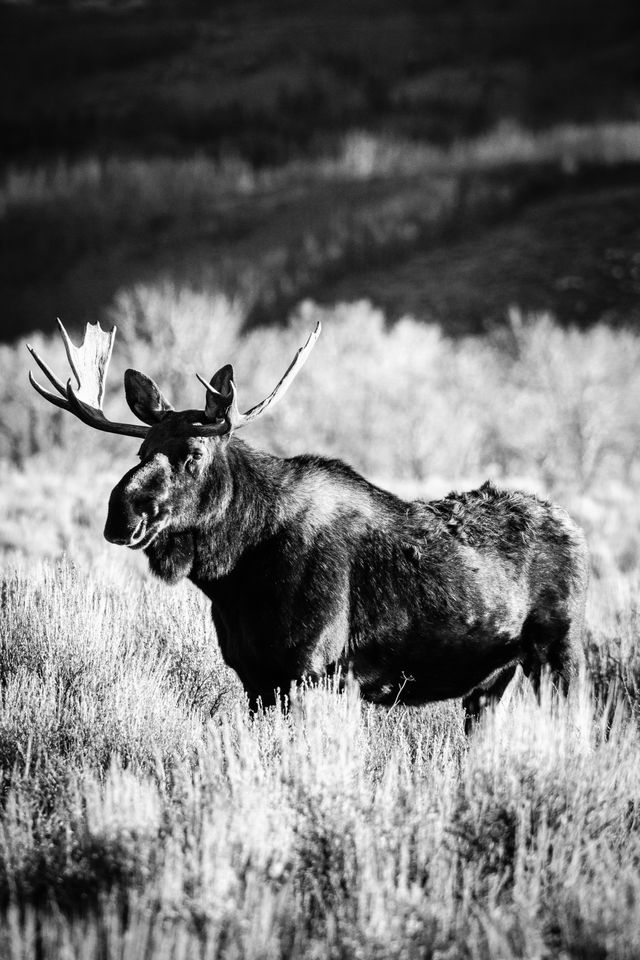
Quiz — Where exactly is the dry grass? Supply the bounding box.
[3,283,640,956]
[0,559,639,958]
[337,120,640,178]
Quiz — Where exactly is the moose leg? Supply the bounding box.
[522,541,588,694]
[520,608,584,696]
[462,662,519,734]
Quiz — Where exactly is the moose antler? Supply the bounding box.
[27,319,148,438]
[196,321,321,433]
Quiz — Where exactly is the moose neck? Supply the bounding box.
[144,438,292,585]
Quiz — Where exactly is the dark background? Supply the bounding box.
[2,0,640,340]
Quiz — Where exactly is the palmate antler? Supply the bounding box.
[28,319,321,438]
[196,321,321,432]
[27,319,148,438]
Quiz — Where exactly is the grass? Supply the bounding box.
[0,560,639,958]
[4,121,640,216]
[336,121,640,178]
[3,289,640,954]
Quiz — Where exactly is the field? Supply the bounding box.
[2,560,640,960]
[1,293,640,957]
[3,3,640,956]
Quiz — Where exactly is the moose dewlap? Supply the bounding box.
[28,320,589,724]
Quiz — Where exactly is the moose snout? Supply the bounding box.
[104,523,140,546]
[104,494,169,546]
[104,487,144,545]
[104,461,170,546]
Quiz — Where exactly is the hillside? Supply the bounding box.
[2,1,640,341]
[1,0,639,164]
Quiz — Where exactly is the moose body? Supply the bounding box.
[29,321,589,720]
[136,445,588,712]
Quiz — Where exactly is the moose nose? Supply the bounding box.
[104,528,133,546]
[104,457,171,546]
[104,477,145,545]
[103,508,139,545]
[104,505,149,545]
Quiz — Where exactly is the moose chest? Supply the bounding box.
[195,524,353,703]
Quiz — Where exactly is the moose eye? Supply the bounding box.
[191,450,204,461]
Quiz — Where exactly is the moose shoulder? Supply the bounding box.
[28,321,589,722]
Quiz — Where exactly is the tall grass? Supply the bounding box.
[4,277,640,954]
[0,560,640,958]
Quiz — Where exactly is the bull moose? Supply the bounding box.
[28,320,589,724]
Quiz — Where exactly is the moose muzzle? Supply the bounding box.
[104,458,171,550]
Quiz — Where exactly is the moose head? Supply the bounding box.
[27,319,320,552]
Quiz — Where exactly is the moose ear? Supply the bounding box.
[203,364,234,420]
[124,369,173,425]
[209,364,234,398]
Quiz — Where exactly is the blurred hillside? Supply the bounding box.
[2,0,639,163]
[1,0,639,340]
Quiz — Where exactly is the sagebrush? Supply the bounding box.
[3,288,640,957]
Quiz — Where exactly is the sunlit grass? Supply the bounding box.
[3,326,640,954]
[2,120,639,216]
[0,556,639,957]
[338,120,640,177]
[3,236,640,953]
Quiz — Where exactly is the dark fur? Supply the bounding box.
[105,423,589,721]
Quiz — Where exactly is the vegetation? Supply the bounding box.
[0,292,640,954]
[2,0,639,164]
[3,119,640,339]
[5,293,640,487]
[2,0,640,353]
[2,0,640,340]
[3,5,640,955]
[0,553,639,958]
